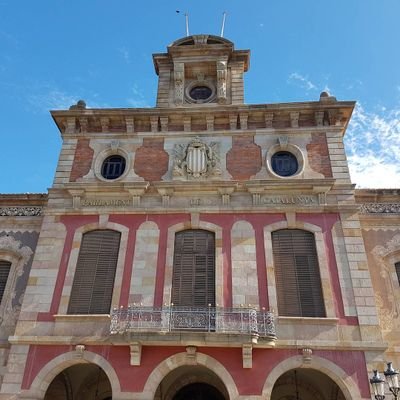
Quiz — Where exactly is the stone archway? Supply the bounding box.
[271,368,345,400]
[154,365,229,400]
[262,355,363,400]
[20,350,122,400]
[142,352,238,400]
[44,363,112,400]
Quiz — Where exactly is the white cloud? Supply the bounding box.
[27,90,79,111]
[345,103,400,188]
[288,72,317,91]
[126,84,150,108]
[118,47,131,64]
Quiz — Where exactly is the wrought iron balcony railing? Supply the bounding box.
[110,306,276,339]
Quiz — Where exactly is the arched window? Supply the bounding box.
[272,229,325,317]
[0,261,11,303]
[396,262,400,286]
[68,230,121,314]
[171,230,215,307]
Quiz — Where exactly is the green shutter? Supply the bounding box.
[68,230,121,314]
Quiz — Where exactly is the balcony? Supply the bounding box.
[110,306,276,341]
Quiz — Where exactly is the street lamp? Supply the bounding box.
[384,362,400,400]
[370,363,400,400]
[370,370,385,400]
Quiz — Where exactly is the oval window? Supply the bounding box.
[101,155,126,180]
[271,151,298,177]
[189,86,212,101]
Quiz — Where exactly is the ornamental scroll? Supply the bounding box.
[173,137,221,180]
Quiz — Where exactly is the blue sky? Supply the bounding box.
[1,0,399,193]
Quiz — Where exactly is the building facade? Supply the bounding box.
[0,34,399,400]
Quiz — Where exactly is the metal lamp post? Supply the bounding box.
[370,363,400,400]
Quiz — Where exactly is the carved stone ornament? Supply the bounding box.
[186,345,197,365]
[173,137,221,180]
[174,62,185,105]
[74,345,85,358]
[302,348,312,363]
[0,236,33,327]
[371,234,400,332]
[360,203,400,214]
[0,207,43,217]
[110,140,120,151]
[0,235,33,265]
[372,234,400,259]
[217,60,227,103]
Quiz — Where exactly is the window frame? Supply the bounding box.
[93,147,131,183]
[264,221,336,319]
[266,142,305,179]
[101,155,126,180]
[67,229,121,315]
[171,229,216,308]
[59,222,128,315]
[271,229,326,317]
[0,235,34,326]
[163,221,223,307]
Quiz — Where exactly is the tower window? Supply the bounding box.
[101,155,126,180]
[271,151,298,177]
[189,86,212,101]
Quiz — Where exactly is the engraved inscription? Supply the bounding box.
[81,199,131,207]
[262,195,318,205]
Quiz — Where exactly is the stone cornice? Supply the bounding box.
[51,101,355,138]
[46,181,360,215]
[8,335,387,351]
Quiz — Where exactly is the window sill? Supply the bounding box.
[54,314,110,322]
[277,316,338,325]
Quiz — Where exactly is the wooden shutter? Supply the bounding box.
[396,262,400,286]
[171,230,215,307]
[68,230,121,314]
[0,261,11,303]
[272,229,326,317]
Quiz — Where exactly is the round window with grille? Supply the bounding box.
[189,85,212,101]
[271,151,298,177]
[101,155,126,180]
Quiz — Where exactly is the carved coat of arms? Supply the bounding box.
[173,137,221,179]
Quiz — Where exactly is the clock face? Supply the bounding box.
[189,85,212,101]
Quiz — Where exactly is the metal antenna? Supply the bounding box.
[220,11,227,37]
[176,10,190,36]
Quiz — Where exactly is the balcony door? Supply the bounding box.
[171,229,215,308]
